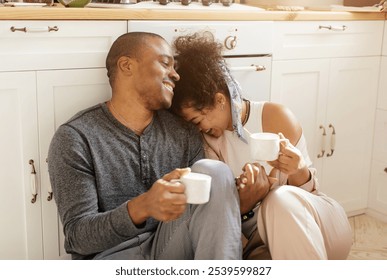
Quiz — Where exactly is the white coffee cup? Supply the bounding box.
[249,132,289,161]
[179,172,212,204]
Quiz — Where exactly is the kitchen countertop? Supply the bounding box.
[0,2,385,21]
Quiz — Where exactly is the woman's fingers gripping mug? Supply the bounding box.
[249,132,290,161]
[174,172,212,204]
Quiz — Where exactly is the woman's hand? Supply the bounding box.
[268,133,305,175]
[268,133,310,186]
[236,162,276,214]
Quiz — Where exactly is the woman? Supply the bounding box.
[170,33,352,260]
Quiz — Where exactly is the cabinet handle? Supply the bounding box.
[319,25,347,31]
[229,65,266,72]
[10,26,59,33]
[317,125,326,158]
[29,160,38,204]
[46,158,53,201]
[326,124,336,157]
[384,167,387,173]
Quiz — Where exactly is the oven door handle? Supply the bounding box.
[229,65,266,72]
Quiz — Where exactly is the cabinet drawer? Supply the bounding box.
[0,21,127,72]
[373,109,387,162]
[273,21,383,60]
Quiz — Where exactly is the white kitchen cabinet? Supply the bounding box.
[368,22,387,219]
[377,53,387,111]
[0,72,43,259]
[37,68,112,259]
[0,69,111,260]
[368,110,387,219]
[0,21,126,260]
[271,21,383,214]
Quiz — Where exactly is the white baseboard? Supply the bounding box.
[365,208,387,223]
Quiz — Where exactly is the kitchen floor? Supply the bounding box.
[347,214,387,260]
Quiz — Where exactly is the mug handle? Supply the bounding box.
[279,138,290,147]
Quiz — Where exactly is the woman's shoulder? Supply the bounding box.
[261,102,302,145]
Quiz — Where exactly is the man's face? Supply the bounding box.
[132,37,180,110]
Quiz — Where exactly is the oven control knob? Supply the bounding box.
[224,35,237,50]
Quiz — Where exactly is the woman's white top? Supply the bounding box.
[203,101,318,193]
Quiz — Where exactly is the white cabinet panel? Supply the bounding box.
[273,21,383,60]
[271,58,329,168]
[0,20,124,259]
[271,56,379,213]
[368,106,387,216]
[322,57,379,212]
[0,21,127,71]
[37,68,111,259]
[373,110,387,164]
[0,72,43,259]
[383,24,387,56]
[271,20,383,214]
[369,159,387,215]
[368,22,387,217]
[378,57,387,110]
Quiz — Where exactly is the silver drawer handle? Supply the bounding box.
[46,158,53,201]
[317,125,326,158]
[10,26,59,33]
[229,65,266,72]
[326,124,336,157]
[29,160,38,204]
[319,25,347,31]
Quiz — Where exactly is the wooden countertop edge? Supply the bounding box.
[0,7,385,21]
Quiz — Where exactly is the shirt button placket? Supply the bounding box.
[140,138,150,186]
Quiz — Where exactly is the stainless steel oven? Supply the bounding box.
[128,20,273,102]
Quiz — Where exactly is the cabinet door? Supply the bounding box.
[378,57,387,110]
[322,57,380,213]
[37,68,111,259]
[369,110,387,215]
[0,72,43,259]
[271,58,330,172]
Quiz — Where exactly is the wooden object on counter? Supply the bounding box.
[0,5,386,20]
[344,0,380,6]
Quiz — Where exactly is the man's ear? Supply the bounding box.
[117,56,133,75]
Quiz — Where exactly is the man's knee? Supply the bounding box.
[191,159,237,197]
[192,159,233,182]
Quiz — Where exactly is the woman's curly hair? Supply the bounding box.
[170,32,229,115]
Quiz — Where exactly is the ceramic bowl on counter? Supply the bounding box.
[58,0,91,7]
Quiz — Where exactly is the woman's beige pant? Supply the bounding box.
[243,185,353,260]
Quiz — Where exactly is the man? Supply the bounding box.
[48,32,242,260]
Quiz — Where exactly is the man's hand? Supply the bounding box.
[127,168,191,225]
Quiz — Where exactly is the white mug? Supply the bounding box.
[249,132,289,161]
[178,172,212,204]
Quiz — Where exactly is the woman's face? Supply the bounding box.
[180,94,232,138]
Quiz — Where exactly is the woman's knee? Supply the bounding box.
[261,185,309,215]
